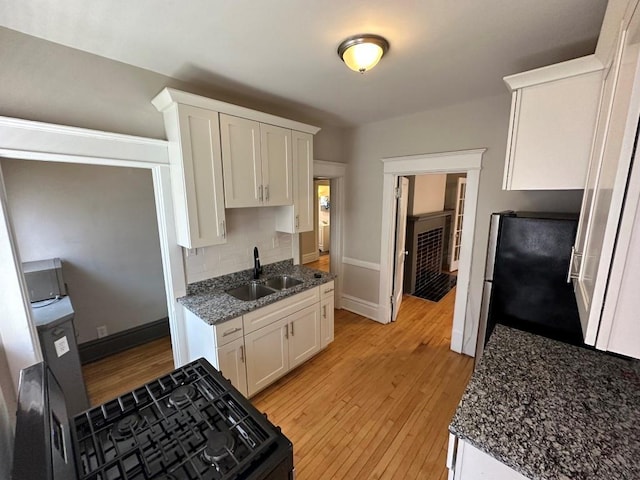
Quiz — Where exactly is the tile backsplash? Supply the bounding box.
[183,207,294,283]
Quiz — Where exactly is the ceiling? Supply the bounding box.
[0,0,608,126]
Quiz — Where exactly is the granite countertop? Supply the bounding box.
[179,259,335,325]
[450,325,640,480]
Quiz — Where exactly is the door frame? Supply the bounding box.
[0,115,187,390]
[379,149,484,354]
[313,160,346,309]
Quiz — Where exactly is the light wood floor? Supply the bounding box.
[305,253,330,272]
[83,289,473,479]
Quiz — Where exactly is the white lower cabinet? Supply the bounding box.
[245,317,290,397]
[288,304,321,369]
[447,435,530,480]
[246,303,321,397]
[216,337,248,397]
[184,283,335,398]
[320,281,335,348]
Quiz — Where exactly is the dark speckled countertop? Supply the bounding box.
[179,259,335,325]
[450,325,640,480]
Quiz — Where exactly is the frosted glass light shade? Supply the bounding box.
[338,34,389,73]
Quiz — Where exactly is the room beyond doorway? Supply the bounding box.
[301,179,331,272]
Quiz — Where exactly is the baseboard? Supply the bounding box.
[341,294,382,323]
[79,317,169,364]
[302,251,319,264]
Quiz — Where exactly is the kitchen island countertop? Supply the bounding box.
[449,325,640,480]
[178,259,335,325]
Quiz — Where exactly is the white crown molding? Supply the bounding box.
[152,88,321,135]
[503,54,604,92]
[381,148,485,174]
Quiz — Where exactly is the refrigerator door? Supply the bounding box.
[491,215,583,344]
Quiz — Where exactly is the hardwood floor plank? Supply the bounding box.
[83,288,473,479]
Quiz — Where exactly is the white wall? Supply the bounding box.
[183,208,293,283]
[408,174,447,215]
[0,27,345,160]
[1,159,168,343]
[342,92,583,350]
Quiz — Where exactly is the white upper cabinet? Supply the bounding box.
[275,131,314,233]
[571,0,640,359]
[261,124,293,206]
[220,114,293,208]
[220,114,262,208]
[503,56,603,190]
[159,103,227,248]
[152,88,319,247]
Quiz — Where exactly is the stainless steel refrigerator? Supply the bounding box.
[475,212,584,361]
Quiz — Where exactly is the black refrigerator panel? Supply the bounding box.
[488,215,584,345]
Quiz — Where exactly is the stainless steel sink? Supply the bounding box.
[226,282,277,301]
[265,275,303,290]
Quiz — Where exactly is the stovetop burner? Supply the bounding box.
[202,430,235,464]
[111,413,142,440]
[167,384,196,408]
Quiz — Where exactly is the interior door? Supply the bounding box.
[391,176,410,322]
[572,10,640,344]
[449,177,467,272]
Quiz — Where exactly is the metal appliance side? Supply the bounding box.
[474,213,503,366]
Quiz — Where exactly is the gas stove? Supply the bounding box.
[12,359,294,480]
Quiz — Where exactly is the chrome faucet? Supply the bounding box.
[253,246,263,279]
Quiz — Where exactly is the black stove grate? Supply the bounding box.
[71,360,277,480]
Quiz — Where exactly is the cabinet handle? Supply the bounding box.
[240,345,245,363]
[265,185,270,202]
[323,305,327,319]
[285,324,289,339]
[324,288,334,294]
[295,215,299,228]
[290,322,294,336]
[221,220,226,239]
[259,185,264,202]
[223,327,242,337]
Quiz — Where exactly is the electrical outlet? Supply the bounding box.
[96,325,108,339]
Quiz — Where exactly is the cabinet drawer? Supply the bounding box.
[243,287,319,334]
[320,280,335,300]
[214,316,243,346]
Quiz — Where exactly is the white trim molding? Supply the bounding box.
[341,294,381,322]
[0,116,186,393]
[342,256,381,271]
[302,252,320,264]
[0,116,169,165]
[378,148,485,354]
[313,160,347,310]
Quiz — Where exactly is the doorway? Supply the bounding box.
[304,180,331,272]
[0,116,186,392]
[379,149,484,354]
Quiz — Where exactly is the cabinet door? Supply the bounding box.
[450,437,530,480]
[572,12,640,345]
[244,318,289,397]
[287,304,321,369]
[220,114,262,208]
[504,71,601,190]
[293,131,314,232]
[260,124,293,206]
[217,337,248,397]
[320,295,334,348]
[174,105,227,247]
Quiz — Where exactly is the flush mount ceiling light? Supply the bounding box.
[337,34,390,73]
